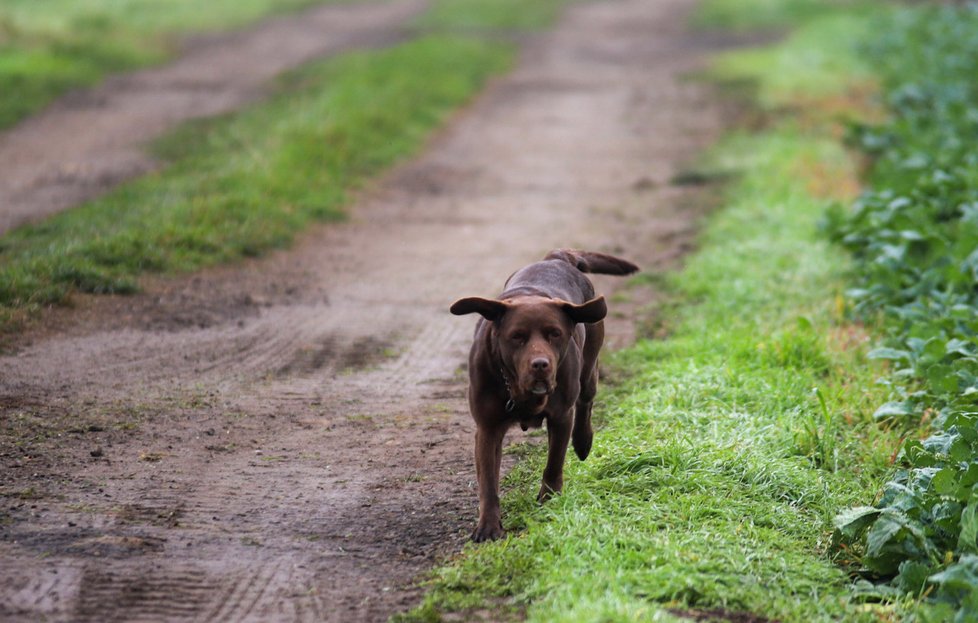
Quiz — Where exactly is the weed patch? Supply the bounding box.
[824,5,978,619]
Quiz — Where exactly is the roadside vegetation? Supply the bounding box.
[827,6,978,621]
[403,0,978,621]
[0,0,570,335]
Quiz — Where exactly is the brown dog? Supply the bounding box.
[450,249,638,541]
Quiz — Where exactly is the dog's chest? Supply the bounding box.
[515,410,547,431]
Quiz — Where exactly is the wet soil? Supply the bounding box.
[0,0,729,620]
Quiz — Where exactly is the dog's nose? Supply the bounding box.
[531,358,550,372]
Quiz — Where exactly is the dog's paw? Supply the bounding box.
[572,422,593,461]
[471,521,504,542]
[537,481,562,504]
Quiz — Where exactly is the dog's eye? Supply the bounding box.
[548,329,562,340]
[510,332,527,344]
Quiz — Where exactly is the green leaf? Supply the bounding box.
[897,559,934,596]
[834,506,881,540]
[874,401,916,422]
[958,503,978,554]
[950,438,972,463]
[903,439,937,468]
[923,338,948,363]
[927,364,959,395]
[961,464,978,488]
[865,517,902,560]
[933,468,960,497]
[867,347,912,362]
[929,554,978,593]
[947,338,975,357]
[864,511,914,575]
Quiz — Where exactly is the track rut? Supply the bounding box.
[0,0,728,620]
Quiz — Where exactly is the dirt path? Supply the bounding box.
[0,0,427,235]
[0,0,727,621]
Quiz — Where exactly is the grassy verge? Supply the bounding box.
[691,0,879,34]
[706,13,875,113]
[0,0,354,131]
[399,2,926,622]
[714,1,978,618]
[0,0,574,334]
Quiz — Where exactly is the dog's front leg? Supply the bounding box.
[473,424,506,542]
[539,412,572,503]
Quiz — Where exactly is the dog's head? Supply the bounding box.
[450,295,606,409]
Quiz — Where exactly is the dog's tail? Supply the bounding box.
[544,249,639,276]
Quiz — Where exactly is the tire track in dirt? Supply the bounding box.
[0,0,428,235]
[0,0,731,620]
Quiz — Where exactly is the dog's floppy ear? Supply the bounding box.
[450,297,509,321]
[561,296,607,324]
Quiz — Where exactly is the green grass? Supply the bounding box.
[0,0,351,130]
[707,12,878,110]
[1,0,333,34]
[401,124,909,623]
[692,0,873,33]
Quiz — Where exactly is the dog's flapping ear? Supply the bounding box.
[560,296,607,324]
[450,297,509,321]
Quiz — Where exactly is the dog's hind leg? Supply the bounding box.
[573,322,603,460]
[573,378,595,461]
[540,413,572,503]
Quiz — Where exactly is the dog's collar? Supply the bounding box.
[499,368,548,431]
[499,367,519,413]
[499,367,551,417]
